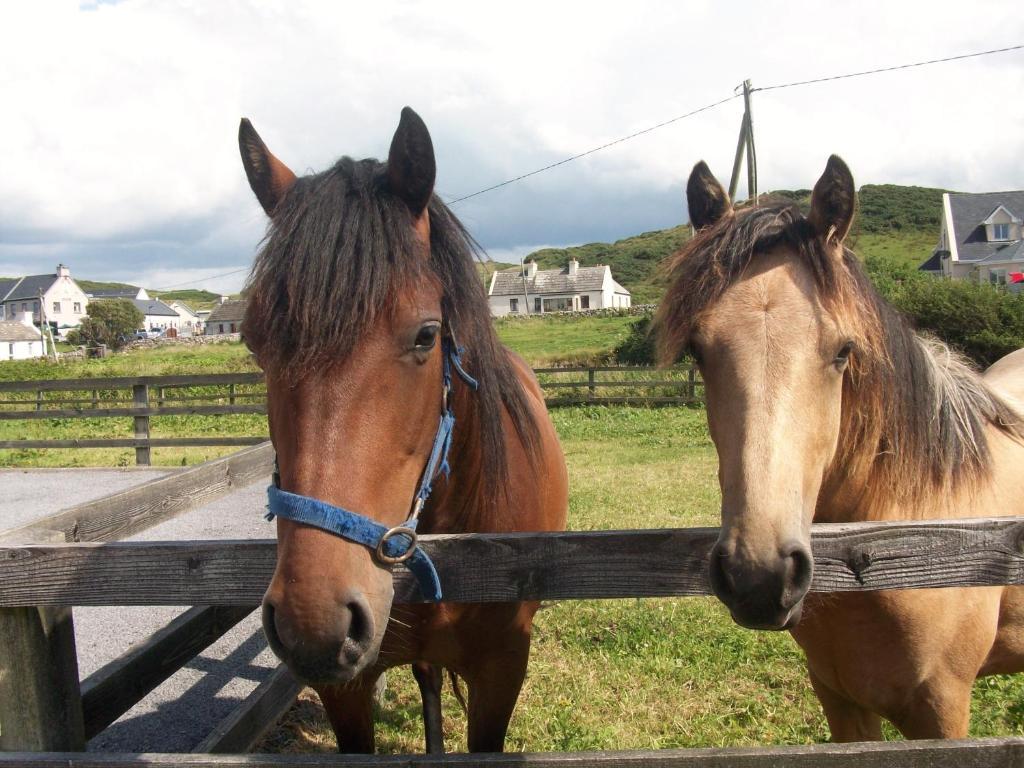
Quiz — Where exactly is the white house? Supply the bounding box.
[167,301,202,336]
[88,287,186,333]
[920,191,1024,291]
[0,264,89,333]
[205,298,246,335]
[0,312,46,361]
[487,258,631,317]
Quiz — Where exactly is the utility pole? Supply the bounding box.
[520,256,532,315]
[728,79,758,205]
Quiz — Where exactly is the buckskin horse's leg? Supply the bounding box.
[317,679,376,754]
[463,607,534,752]
[411,661,444,753]
[807,668,882,742]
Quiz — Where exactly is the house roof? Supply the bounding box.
[946,191,1024,263]
[0,278,20,301]
[2,274,59,302]
[207,300,246,324]
[0,320,42,342]
[169,301,199,318]
[87,288,140,299]
[132,298,178,317]
[490,264,627,297]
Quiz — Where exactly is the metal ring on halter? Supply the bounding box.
[376,526,419,564]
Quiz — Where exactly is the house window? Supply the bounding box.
[32,301,38,313]
[543,297,572,312]
[8,343,13,358]
[534,297,542,313]
[21,303,28,312]
[73,302,81,313]
[53,302,61,314]
[989,268,1007,286]
[509,298,519,313]
[230,322,237,333]
[993,223,1010,241]
[219,324,225,334]
[580,295,590,309]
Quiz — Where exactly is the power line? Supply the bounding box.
[753,43,1024,92]
[152,267,249,292]
[446,94,741,205]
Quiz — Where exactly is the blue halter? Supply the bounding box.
[265,335,479,602]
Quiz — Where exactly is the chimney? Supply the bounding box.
[526,261,538,279]
[568,258,579,277]
[56,264,70,278]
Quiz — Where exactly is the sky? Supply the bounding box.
[1,0,1023,294]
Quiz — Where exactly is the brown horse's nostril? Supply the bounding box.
[779,541,813,610]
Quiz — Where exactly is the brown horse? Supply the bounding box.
[655,156,1024,740]
[238,108,568,753]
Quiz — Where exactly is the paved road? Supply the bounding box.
[0,469,281,753]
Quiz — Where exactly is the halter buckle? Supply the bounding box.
[376,525,419,564]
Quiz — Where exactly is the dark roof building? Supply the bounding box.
[487,258,631,316]
[205,299,246,333]
[923,192,1024,290]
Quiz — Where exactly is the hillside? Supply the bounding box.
[515,184,946,303]
[74,280,224,310]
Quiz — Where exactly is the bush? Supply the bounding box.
[613,315,656,365]
[74,300,144,350]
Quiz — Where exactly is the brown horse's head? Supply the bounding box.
[656,157,864,630]
[238,108,525,684]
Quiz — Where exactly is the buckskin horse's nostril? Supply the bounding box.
[780,541,813,610]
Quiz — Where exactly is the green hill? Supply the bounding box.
[73,280,224,310]
[516,184,945,303]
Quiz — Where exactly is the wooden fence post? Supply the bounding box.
[228,383,236,406]
[588,368,596,400]
[133,383,150,466]
[157,386,165,408]
[91,389,98,408]
[687,367,696,400]
[35,390,42,412]
[0,531,85,752]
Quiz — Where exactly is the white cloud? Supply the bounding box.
[1,0,1023,289]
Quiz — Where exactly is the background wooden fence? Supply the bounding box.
[1,444,1024,765]
[0,367,702,465]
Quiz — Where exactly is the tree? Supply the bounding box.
[70,300,144,350]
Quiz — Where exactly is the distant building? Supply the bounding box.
[921,191,1024,290]
[88,287,184,333]
[205,298,245,335]
[167,301,202,336]
[0,312,46,360]
[0,264,89,332]
[487,258,632,317]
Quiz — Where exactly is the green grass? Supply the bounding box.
[495,314,638,366]
[260,406,1024,754]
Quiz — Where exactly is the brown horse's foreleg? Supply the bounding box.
[411,661,444,754]
[463,619,532,752]
[889,677,973,740]
[316,679,377,754]
[808,668,882,742]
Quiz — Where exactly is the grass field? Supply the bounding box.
[260,406,1024,754]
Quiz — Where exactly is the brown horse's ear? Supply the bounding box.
[387,107,436,217]
[686,161,732,230]
[238,119,297,216]
[808,155,856,245]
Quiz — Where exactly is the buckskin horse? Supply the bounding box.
[655,156,1024,740]
[238,108,568,753]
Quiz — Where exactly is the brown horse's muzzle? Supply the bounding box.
[708,538,813,630]
[262,589,380,684]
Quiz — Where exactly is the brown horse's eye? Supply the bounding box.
[414,323,440,351]
[834,340,855,368]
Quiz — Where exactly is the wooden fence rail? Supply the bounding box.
[2,516,1023,607]
[0,367,700,465]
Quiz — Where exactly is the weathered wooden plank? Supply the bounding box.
[3,737,1024,766]
[0,442,274,545]
[0,528,85,752]
[0,404,266,420]
[0,437,268,450]
[193,664,302,754]
[80,605,255,739]
[0,373,264,393]
[1,517,1022,607]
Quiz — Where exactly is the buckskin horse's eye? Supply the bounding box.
[414,323,441,351]
[834,340,855,369]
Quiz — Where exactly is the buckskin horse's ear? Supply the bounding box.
[238,119,297,216]
[687,161,732,230]
[387,107,436,217]
[809,155,856,245]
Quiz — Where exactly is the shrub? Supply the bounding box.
[75,300,144,350]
